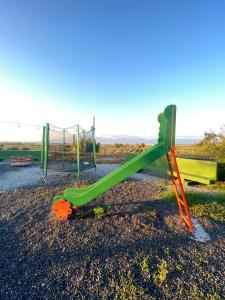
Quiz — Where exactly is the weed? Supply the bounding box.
[93,204,112,219]
[86,253,92,262]
[190,285,204,300]
[148,210,158,219]
[175,264,183,271]
[93,206,104,219]
[141,208,158,219]
[83,237,89,245]
[154,259,168,285]
[110,270,147,300]
[206,294,223,300]
[139,258,150,273]
[190,284,222,300]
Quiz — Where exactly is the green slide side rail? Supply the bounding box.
[52,105,176,207]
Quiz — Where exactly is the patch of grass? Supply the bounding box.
[148,210,158,219]
[160,178,169,186]
[140,208,158,219]
[86,252,92,262]
[83,237,90,245]
[139,258,150,273]
[190,285,205,299]
[175,264,183,272]
[93,204,112,219]
[110,271,148,300]
[205,181,225,193]
[189,285,221,300]
[93,206,105,219]
[154,259,168,285]
[162,190,225,222]
[191,201,225,222]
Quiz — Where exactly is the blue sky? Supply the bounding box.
[0,0,225,139]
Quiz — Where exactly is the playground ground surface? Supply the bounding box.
[0,162,156,191]
[0,177,224,299]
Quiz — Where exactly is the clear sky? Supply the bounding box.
[0,0,225,140]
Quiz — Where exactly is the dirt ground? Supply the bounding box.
[0,180,224,299]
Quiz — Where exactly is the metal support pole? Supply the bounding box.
[92,116,96,167]
[41,126,46,167]
[77,125,80,174]
[72,134,75,161]
[63,129,65,169]
[44,123,49,177]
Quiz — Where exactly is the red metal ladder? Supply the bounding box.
[166,148,194,232]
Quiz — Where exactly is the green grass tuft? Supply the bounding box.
[154,259,168,285]
[139,258,150,273]
[162,190,225,223]
[190,202,225,222]
[93,204,112,219]
[110,271,147,300]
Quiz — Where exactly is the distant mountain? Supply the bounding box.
[96,135,201,145]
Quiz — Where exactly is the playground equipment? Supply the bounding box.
[51,105,194,232]
[144,156,218,185]
[42,118,96,176]
[10,156,32,166]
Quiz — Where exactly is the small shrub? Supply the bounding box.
[110,271,147,300]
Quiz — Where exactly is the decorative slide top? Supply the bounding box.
[158,105,176,150]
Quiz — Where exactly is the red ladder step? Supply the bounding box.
[166,150,194,232]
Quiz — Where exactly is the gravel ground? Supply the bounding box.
[0,163,155,191]
[0,180,224,299]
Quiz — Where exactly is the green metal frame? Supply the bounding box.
[42,120,96,175]
[77,124,80,173]
[92,116,96,167]
[44,123,49,176]
[52,105,176,207]
[41,126,45,166]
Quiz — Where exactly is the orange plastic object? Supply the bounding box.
[52,199,73,220]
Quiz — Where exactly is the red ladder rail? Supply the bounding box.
[166,148,194,232]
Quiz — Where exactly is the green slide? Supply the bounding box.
[51,105,176,216]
